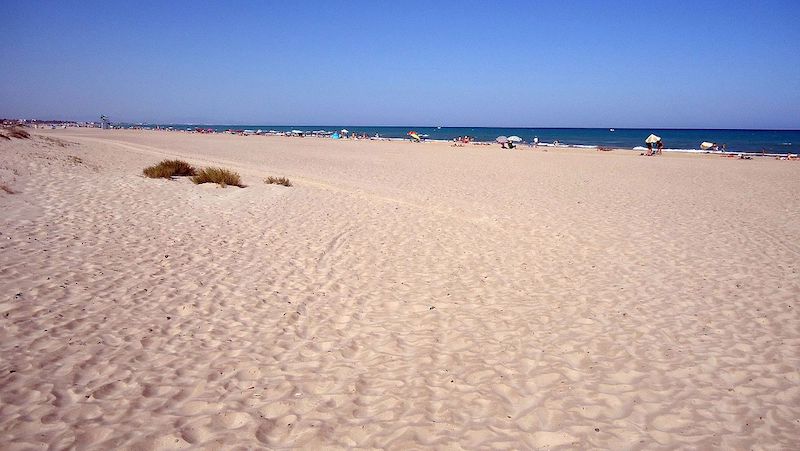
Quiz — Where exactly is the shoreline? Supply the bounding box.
[26,122,798,155]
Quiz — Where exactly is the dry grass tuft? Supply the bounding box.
[5,127,31,139]
[1,183,14,194]
[42,136,72,147]
[265,176,292,187]
[143,159,197,179]
[192,167,244,187]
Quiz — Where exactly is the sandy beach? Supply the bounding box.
[1,128,799,449]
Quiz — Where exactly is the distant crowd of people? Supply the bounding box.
[451,136,473,147]
[449,135,557,150]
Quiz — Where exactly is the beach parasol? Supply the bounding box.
[495,136,509,143]
[341,129,349,134]
[645,134,662,144]
[507,136,522,143]
[700,141,715,150]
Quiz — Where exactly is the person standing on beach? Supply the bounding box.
[656,141,664,155]
[533,136,539,148]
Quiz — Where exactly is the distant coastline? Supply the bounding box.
[128,123,798,154]
[8,119,797,154]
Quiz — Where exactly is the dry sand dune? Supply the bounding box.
[1,129,799,449]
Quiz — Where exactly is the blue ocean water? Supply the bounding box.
[141,124,798,154]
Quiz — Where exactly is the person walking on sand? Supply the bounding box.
[656,141,664,155]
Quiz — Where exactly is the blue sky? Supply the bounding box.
[2,1,798,128]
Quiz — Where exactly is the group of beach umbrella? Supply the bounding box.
[309,130,707,150]
[496,134,663,146]
[491,133,726,152]
[495,135,522,144]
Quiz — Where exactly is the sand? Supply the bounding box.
[1,128,799,449]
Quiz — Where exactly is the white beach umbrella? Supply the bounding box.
[645,134,662,144]
[507,135,522,142]
[341,129,349,134]
[495,136,508,143]
[700,141,715,150]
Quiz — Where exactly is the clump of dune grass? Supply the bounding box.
[143,159,196,179]
[4,127,31,139]
[42,136,71,147]
[264,176,292,187]
[192,167,243,187]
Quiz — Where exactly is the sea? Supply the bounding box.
[136,125,798,154]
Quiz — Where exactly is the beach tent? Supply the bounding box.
[645,134,662,144]
[507,136,522,143]
[332,132,340,139]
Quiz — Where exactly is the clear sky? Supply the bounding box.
[2,1,799,128]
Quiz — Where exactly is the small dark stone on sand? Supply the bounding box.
[595,428,600,432]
